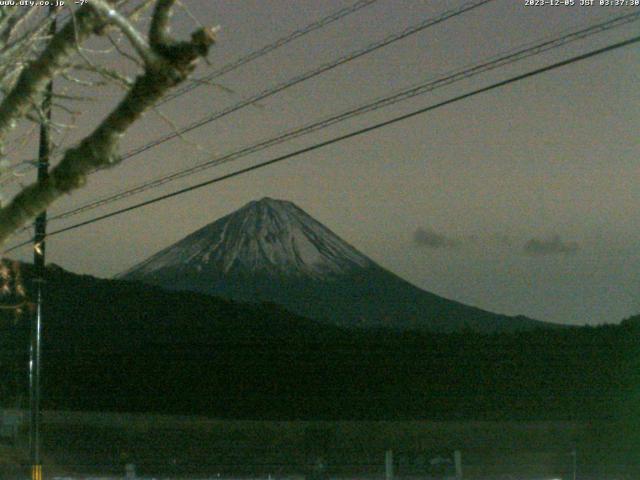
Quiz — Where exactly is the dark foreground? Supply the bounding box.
[1,411,637,479]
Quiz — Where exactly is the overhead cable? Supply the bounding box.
[5,33,638,255]
[46,11,640,223]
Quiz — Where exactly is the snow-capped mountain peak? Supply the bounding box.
[121,197,551,333]
[121,197,372,280]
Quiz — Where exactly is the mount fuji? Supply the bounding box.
[120,197,550,333]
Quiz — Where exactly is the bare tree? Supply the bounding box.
[0,0,217,245]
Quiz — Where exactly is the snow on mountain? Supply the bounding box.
[120,197,372,280]
[121,197,552,333]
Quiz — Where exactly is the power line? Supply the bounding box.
[117,0,496,160]
[0,0,495,190]
[0,0,380,186]
[44,11,640,223]
[159,0,381,106]
[5,33,638,255]
[1,1,494,188]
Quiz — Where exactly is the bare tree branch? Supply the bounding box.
[89,0,159,66]
[150,0,175,48]
[0,4,106,152]
[0,1,217,245]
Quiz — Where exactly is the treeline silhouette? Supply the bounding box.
[1,262,638,421]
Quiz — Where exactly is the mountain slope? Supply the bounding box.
[121,197,552,333]
[120,197,373,279]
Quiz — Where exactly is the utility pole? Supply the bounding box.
[29,7,56,480]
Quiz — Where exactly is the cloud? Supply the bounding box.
[414,228,459,249]
[523,234,579,256]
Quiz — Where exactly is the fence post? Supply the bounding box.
[454,450,462,479]
[125,463,136,479]
[385,449,394,480]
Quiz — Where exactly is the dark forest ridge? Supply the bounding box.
[0,261,636,421]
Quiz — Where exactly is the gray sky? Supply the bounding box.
[6,0,640,326]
